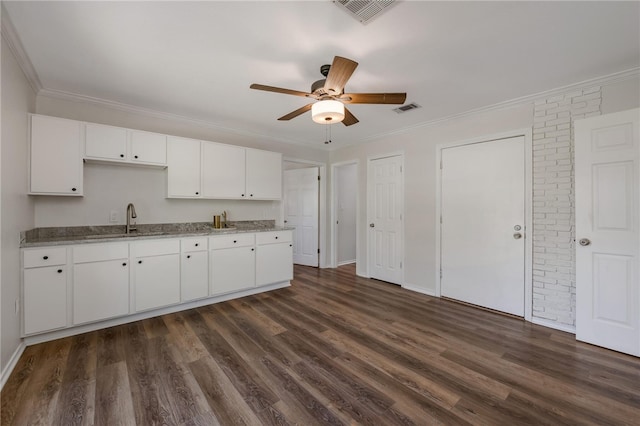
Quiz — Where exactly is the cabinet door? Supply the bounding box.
[256,243,293,286]
[181,251,208,301]
[246,149,282,200]
[30,115,83,195]
[73,259,129,324]
[134,254,180,312]
[210,246,256,295]
[24,266,67,334]
[167,137,201,197]
[130,130,167,165]
[85,123,128,161]
[202,142,246,199]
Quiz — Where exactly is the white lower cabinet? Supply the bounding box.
[256,231,294,286]
[181,237,209,301]
[23,266,68,335]
[132,240,181,312]
[210,234,256,295]
[21,231,293,337]
[73,243,129,325]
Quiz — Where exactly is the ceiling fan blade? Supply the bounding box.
[341,92,407,104]
[342,107,359,126]
[277,103,313,121]
[324,56,358,96]
[250,84,313,98]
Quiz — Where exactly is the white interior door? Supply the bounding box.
[575,108,639,356]
[441,136,525,316]
[368,155,403,285]
[284,168,319,267]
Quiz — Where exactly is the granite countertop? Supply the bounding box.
[21,220,294,248]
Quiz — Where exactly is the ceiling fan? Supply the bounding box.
[250,56,407,126]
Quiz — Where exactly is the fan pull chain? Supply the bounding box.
[324,123,332,144]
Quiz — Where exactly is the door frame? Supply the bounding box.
[366,151,405,283]
[282,157,327,268]
[435,129,533,321]
[330,160,360,268]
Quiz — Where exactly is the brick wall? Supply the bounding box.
[531,87,601,328]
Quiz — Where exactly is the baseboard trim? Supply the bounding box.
[1,341,26,391]
[402,284,436,297]
[531,316,576,334]
[337,260,356,266]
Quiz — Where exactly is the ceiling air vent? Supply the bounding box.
[334,0,398,25]
[393,103,421,114]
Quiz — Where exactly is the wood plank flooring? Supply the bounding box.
[2,264,640,425]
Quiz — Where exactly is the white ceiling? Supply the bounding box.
[4,1,639,149]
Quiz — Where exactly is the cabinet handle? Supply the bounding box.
[134,155,139,159]
[122,262,127,266]
[71,187,77,192]
[57,269,63,273]
[43,255,49,260]
[120,154,124,158]
[138,260,142,264]
[187,255,191,259]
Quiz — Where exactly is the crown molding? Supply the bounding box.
[38,87,330,152]
[332,67,640,150]
[1,3,42,93]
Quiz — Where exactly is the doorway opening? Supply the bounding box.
[331,161,358,269]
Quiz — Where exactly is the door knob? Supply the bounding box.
[579,238,591,246]
[369,223,375,228]
[513,233,522,239]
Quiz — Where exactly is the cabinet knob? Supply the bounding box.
[195,243,199,247]
[134,155,139,159]
[233,240,237,243]
[241,194,245,197]
[250,194,253,197]
[122,262,127,266]
[187,255,191,259]
[289,244,293,247]
[138,260,142,264]
[43,255,49,260]
[251,248,255,251]
[275,236,278,240]
[195,192,199,195]
[57,269,63,273]
[71,187,77,192]
[120,154,124,158]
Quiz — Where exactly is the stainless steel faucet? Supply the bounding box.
[126,203,137,234]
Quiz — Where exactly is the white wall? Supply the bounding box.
[328,75,640,306]
[336,163,356,264]
[1,36,36,376]
[34,95,329,227]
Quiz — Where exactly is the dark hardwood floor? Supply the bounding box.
[2,264,639,425]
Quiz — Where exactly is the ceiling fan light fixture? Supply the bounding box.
[312,100,345,124]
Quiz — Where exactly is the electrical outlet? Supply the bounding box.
[109,210,119,223]
[15,299,19,315]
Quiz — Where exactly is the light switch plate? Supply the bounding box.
[109,210,119,223]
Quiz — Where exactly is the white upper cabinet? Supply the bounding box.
[85,123,167,166]
[246,148,282,200]
[167,136,202,198]
[30,114,83,196]
[85,122,128,161]
[202,142,246,199]
[130,130,167,165]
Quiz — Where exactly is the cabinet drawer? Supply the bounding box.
[181,237,208,252]
[73,243,129,263]
[209,233,255,249]
[132,239,180,257]
[256,231,292,245]
[24,247,67,268]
